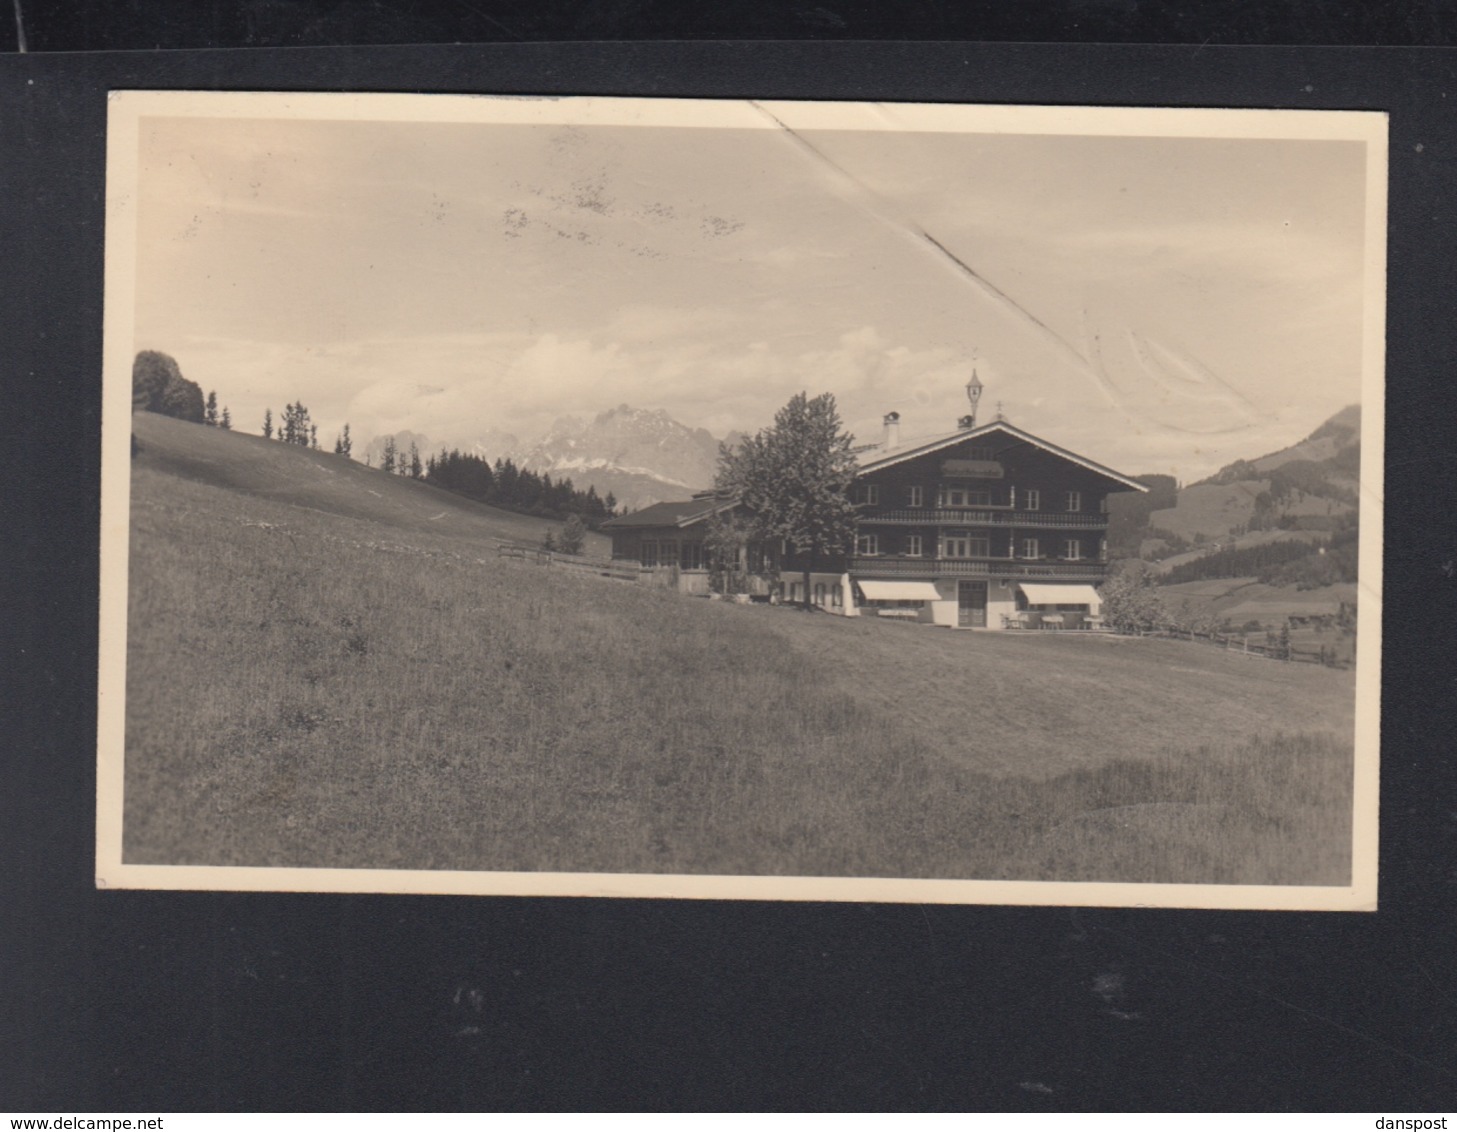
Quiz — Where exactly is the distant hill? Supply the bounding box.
[1108,405,1360,562]
[131,411,608,553]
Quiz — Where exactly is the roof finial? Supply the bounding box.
[965,365,984,430]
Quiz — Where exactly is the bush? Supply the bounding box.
[558,514,587,557]
[1100,566,1168,634]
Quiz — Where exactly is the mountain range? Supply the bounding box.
[516,405,738,512]
[370,405,736,512]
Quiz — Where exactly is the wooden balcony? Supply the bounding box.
[864,508,1107,529]
[849,556,1108,581]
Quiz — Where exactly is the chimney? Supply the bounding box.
[881,411,900,450]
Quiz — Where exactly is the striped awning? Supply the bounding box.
[857,580,942,601]
[1018,583,1101,607]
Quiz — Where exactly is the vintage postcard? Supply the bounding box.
[98,92,1385,908]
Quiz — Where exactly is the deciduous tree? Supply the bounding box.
[132,350,205,422]
[716,391,859,610]
[704,507,755,595]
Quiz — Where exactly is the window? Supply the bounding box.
[964,446,995,461]
[830,584,842,608]
[1065,491,1081,512]
[1024,489,1040,511]
[908,485,924,507]
[814,583,826,607]
[943,487,992,508]
[640,540,657,567]
[856,533,879,556]
[1022,538,1040,559]
[859,483,879,506]
[906,534,923,558]
[658,540,678,566]
[1064,539,1082,560]
[681,542,704,570]
[1099,495,1109,514]
[942,534,989,558]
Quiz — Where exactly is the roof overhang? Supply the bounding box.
[857,580,942,601]
[599,497,738,530]
[856,421,1148,492]
[1018,583,1102,607]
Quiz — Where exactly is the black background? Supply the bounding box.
[4,10,1457,1113]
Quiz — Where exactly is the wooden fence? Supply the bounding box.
[497,543,647,582]
[1133,624,1351,668]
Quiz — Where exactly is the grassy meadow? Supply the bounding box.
[123,415,1358,885]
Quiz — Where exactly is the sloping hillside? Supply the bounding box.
[121,417,1356,885]
[1112,405,1360,573]
[132,411,608,553]
[1252,403,1360,473]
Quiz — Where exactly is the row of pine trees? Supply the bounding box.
[424,448,616,525]
[254,403,615,526]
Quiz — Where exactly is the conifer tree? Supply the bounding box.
[263,408,273,440]
[220,406,232,430]
[204,390,218,426]
[382,436,397,473]
[559,514,587,556]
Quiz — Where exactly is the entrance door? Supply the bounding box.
[957,580,987,628]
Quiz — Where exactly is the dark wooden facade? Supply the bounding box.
[783,419,1146,627]
[601,419,1145,624]
[600,496,773,596]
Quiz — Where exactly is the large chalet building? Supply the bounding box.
[602,386,1147,629]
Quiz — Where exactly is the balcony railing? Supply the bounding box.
[864,508,1108,529]
[850,557,1108,580]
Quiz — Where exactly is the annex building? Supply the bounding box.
[601,390,1147,629]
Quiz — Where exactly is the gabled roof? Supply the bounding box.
[599,497,736,530]
[856,420,1148,492]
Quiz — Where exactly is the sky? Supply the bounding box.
[129,99,1379,481]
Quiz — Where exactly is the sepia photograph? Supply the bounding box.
[97,92,1384,908]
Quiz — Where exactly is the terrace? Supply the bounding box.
[865,508,1108,528]
[849,557,1108,581]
